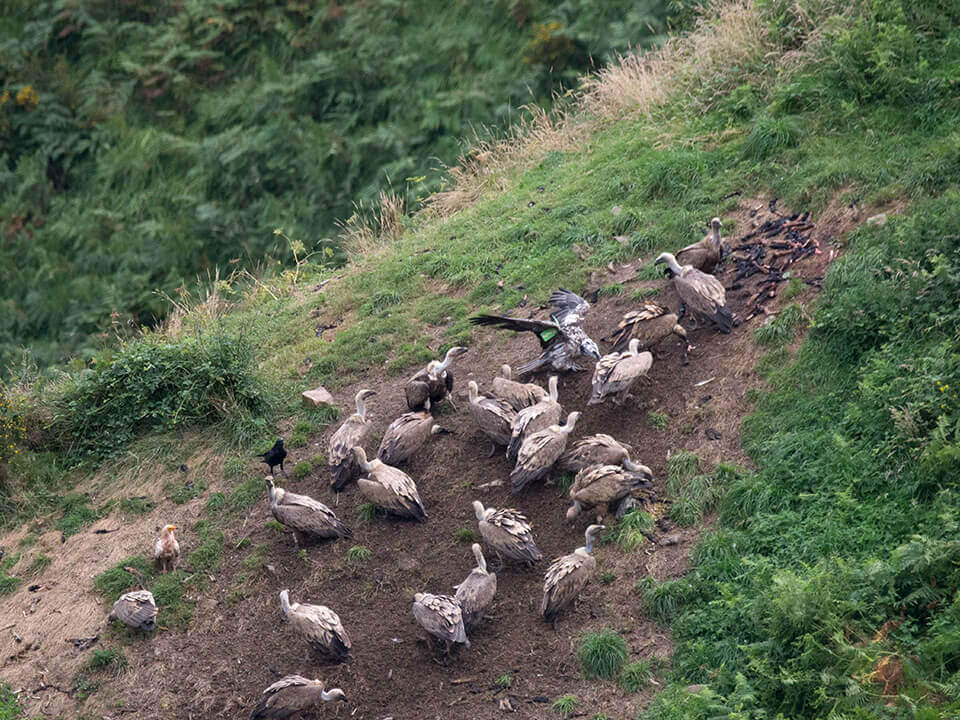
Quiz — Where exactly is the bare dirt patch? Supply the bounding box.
[0,196,852,719]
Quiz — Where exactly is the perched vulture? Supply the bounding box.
[353,447,427,521]
[470,289,601,373]
[510,412,581,493]
[279,589,351,662]
[328,389,377,490]
[559,434,633,474]
[566,463,654,522]
[412,592,469,653]
[605,302,687,354]
[676,217,724,273]
[109,590,157,632]
[472,501,543,565]
[588,339,653,406]
[454,543,497,631]
[506,375,561,462]
[377,403,445,466]
[655,252,734,333]
[405,346,468,411]
[466,381,516,455]
[266,479,353,546]
[491,364,548,411]
[153,524,179,573]
[540,524,605,623]
[250,676,347,720]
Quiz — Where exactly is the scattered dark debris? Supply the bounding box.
[705,428,722,441]
[180,464,189,473]
[527,201,535,208]
[184,480,194,490]
[28,585,41,592]
[721,189,743,200]
[695,395,712,408]
[537,185,545,193]
[69,635,99,650]
[92,528,119,535]
[530,696,550,703]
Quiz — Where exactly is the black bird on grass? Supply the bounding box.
[257,437,288,477]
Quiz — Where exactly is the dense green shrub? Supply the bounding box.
[578,629,628,680]
[50,331,269,460]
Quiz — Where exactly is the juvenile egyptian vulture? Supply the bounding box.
[540,524,605,622]
[472,501,543,565]
[377,402,445,466]
[109,590,157,632]
[506,375,561,461]
[588,339,653,406]
[413,592,470,653]
[559,434,632,474]
[279,589,351,662]
[655,252,734,333]
[466,381,516,455]
[606,302,687,355]
[250,676,347,720]
[454,543,497,631]
[153,524,179,573]
[677,217,724,274]
[566,463,654,522]
[510,411,581,493]
[491,364,548,411]
[405,346,468,411]
[328,389,377,490]
[267,479,353,546]
[353,447,427,521]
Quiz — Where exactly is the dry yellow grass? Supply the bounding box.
[336,190,406,258]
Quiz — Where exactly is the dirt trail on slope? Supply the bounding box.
[0,196,851,719]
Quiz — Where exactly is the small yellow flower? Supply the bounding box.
[15,84,39,110]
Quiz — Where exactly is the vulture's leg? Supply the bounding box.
[487,442,496,458]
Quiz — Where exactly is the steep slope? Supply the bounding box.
[2,0,959,718]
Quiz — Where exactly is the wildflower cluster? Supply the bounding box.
[0,392,26,464]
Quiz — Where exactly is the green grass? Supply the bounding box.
[241,544,271,574]
[164,478,206,505]
[454,528,478,543]
[619,659,655,693]
[607,509,654,551]
[646,411,669,431]
[93,555,196,631]
[93,556,155,602]
[228,476,264,511]
[0,575,19,596]
[55,493,99,537]
[186,531,223,573]
[117,496,155,518]
[552,695,580,717]
[495,673,512,688]
[752,303,806,347]
[356,502,385,524]
[600,571,617,584]
[86,648,128,675]
[346,545,372,567]
[292,461,312,480]
[26,553,51,577]
[0,681,22,719]
[578,629,628,680]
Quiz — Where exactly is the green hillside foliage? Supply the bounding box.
[0,0,670,371]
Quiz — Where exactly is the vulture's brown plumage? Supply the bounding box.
[466,380,516,453]
[328,389,377,490]
[606,302,687,354]
[566,463,653,521]
[109,590,157,631]
[405,346,468,410]
[540,524,605,622]
[454,543,497,631]
[250,676,346,720]
[588,339,653,405]
[267,479,353,545]
[655,252,733,332]
[472,501,543,565]
[676,217,724,273]
[510,412,581,493]
[506,375,561,461]
[279,589,351,662]
[491,364,548,411]
[354,447,427,521]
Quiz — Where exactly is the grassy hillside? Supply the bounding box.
[1,0,959,717]
[0,0,671,372]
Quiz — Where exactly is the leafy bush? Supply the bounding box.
[619,659,654,692]
[578,629,628,680]
[50,332,269,460]
[292,461,312,479]
[552,695,580,717]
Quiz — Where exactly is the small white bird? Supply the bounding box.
[153,524,180,573]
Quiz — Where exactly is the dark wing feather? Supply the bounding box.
[470,314,560,349]
[549,289,590,326]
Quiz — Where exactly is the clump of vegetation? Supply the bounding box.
[86,648,128,675]
[93,556,154,602]
[186,528,224,573]
[0,392,26,465]
[600,571,617,584]
[347,545,372,568]
[454,528,478,543]
[619,659,655,693]
[293,461,312,480]
[0,680,23,717]
[356,503,385,524]
[118,496,155,518]
[26,553,51,577]
[164,478,206,505]
[578,629,628,680]
[753,303,806,347]
[205,493,227,515]
[635,577,696,624]
[647,411,669,430]
[55,493,99,537]
[241,544,271,574]
[552,694,580,717]
[495,673,512,688]
[222,457,248,480]
[608,509,654,551]
[598,283,624,297]
[228,476,263,511]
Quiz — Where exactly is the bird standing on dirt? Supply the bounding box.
[153,524,179,573]
[654,252,734,333]
[506,375,561,462]
[454,543,497,631]
[510,411,581,493]
[250,676,346,720]
[328,389,377,490]
[109,590,157,632]
[605,302,688,355]
[470,289,601,374]
[466,381,516,456]
[405,346,468,410]
[377,400,447,466]
[257,437,288,477]
[588,339,653,406]
[540,524,606,623]
[279,589,351,663]
[266,478,353,545]
[353,447,427,521]
[472,501,543,566]
[412,592,470,654]
[566,463,653,522]
[558,433,633,474]
[677,217,724,273]
[491,364,548,410]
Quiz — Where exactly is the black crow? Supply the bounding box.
[257,437,288,477]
